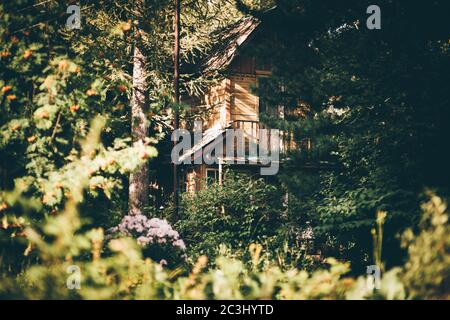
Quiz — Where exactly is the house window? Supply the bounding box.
[206,168,220,186]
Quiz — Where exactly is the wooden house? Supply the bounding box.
[179,16,298,192]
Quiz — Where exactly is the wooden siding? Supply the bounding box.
[203,79,231,130]
[201,54,268,131]
[230,75,258,122]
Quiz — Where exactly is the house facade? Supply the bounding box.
[179,17,297,192]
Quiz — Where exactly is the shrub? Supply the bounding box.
[401,192,450,299]
[174,171,310,267]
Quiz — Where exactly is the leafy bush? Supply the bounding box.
[401,192,450,299]
[174,171,313,268]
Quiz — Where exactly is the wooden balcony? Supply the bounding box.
[231,120,304,154]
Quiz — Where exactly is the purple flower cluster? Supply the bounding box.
[112,214,186,251]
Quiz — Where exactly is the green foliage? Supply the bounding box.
[174,171,311,268]
[0,0,245,223]
[0,0,254,284]
[0,1,141,228]
[1,193,448,300]
[3,198,355,299]
[401,193,450,299]
[0,0,237,244]
[1,0,449,300]
[0,115,156,274]
[250,0,450,270]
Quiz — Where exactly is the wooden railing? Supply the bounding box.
[232,120,260,142]
[231,120,310,153]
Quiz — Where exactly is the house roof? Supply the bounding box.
[178,122,233,163]
[201,16,260,74]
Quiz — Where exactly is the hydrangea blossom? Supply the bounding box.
[110,214,187,265]
[112,215,185,249]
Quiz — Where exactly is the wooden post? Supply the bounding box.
[173,0,180,219]
[218,157,223,186]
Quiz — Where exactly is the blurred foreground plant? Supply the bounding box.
[401,192,450,299]
[1,169,449,300]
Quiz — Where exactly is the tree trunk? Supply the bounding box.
[129,2,148,216]
[172,0,180,219]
